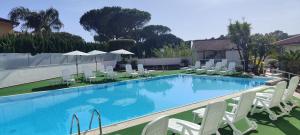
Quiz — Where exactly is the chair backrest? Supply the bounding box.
[233,91,256,122]
[195,61,201,68]
[141,116,169,135]
[204,61,213,69]
[62,69,72,80]
[228,62,236,71]
[199,101,226,135]
[221,59,228,67]
[214,62,222,70]
[106,66,114,73]
[84,68,94,78]
[99,64,106,72]
[285,76,300,101]
[125,64,133,73]
[209,60,215,69]
[138,64,145,73]
[270,81,288,107]
[208,59,214,64]
[204,61,210,67]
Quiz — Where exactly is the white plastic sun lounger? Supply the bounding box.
[61,69,75,85]
[138,64,150,75]
[99,64,106,74]
[219,62,236,75]
[105,66,117,79]
[257,76,299,112]
[196,61,213,73]
[141,116,169,135]
[183,61,201,71]
[207,62,223,74]
[125,64,139,77]
[83,68,96,83]
[221,59,228,69]
[233,81,288,120]
[193,91,258,135]
[168,101,226,135]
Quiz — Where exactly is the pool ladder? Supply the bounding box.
[70,109,103,135]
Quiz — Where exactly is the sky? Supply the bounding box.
[0,0,300,42]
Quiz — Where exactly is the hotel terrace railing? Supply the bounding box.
[271,69,300,80]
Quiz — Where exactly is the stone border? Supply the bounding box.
[83,85,273,135]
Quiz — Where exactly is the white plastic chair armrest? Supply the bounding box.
[256,94,272,100]
[256,97,271,102]
[176,122,199,133]
[228,103,238,113]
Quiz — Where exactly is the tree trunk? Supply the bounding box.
[236,45,243,62]
[243,51,249,72]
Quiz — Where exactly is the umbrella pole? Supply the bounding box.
[76,56,79,77]
[95,56,97,72]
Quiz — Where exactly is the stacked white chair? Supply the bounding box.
[208,59,214,66]
[125,64,139,77]
[106,66,117,79]
[207,62,223,74]
[183,61,201,71]
[99,64,106,73]
[221,59,228,69]
[168,101,227,135]
[61,69,75,85]
[138,64,150,75]
[83,68,96,83]
[219,62,236,75]
[196,60,213,73]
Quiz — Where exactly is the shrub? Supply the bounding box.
[181,59,189,67]
[278,50,300,74]
[0,32,106,54]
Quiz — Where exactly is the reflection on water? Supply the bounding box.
[87,98,109,104]
[113,98,137,106]
[0,75,268,135]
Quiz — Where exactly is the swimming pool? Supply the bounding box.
[0,74,269,135]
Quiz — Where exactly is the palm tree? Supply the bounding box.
[9,7,63,33]
[228,21,251,72]
[278,50,300,74]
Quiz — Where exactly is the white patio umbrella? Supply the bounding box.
[88,50,106,71]
[110,49,134,69]
[110,49,134,55]
[63,50,90,76]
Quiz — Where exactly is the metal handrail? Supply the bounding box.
[70,114,81,135]
[271,69,300,79]
[89,109,102,135]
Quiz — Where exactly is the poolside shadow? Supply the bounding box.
[89,78,120,84]
[32,84,68,92]
[248,108,300,135]
[288,107,300,120]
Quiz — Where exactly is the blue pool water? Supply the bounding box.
[0,74,268,135]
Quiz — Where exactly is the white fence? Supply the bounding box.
[0,54,190,88]
[0,53,117,70]
[0,61,117,89]
[137,57,191,66]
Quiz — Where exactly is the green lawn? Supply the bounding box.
[0,70,185,96]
